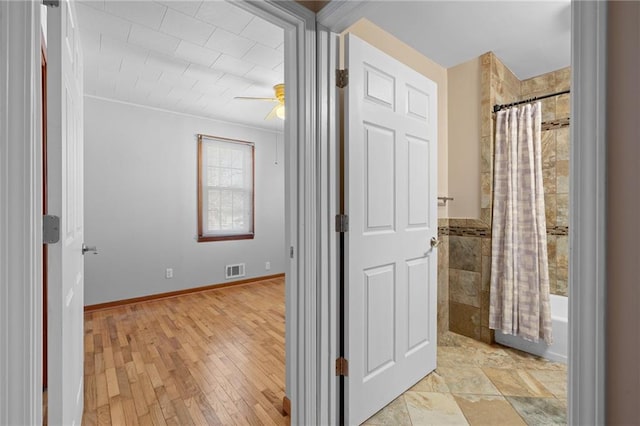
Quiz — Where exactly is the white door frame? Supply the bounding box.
[0,1,608,425]
[234,1,329,423]
[319,1,607,424]
[569,2,607,424]
[0,1,43,425]
[316,24,340,426]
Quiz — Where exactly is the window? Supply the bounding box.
[198,134,255,242]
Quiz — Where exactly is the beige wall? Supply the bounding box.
[342,19,449,217]
[447,57,481,218]
[606,1,640,423]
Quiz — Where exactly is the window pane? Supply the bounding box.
[219,167,232,187]
[207,166,219,186]
[220,147,232,168]
[207,210,219,231]
[231,169,243,188]
[207,189,220,231]
[220,190,233,230]
[206,145,219,166]
[232,149,243,169]
[244,191,253,229]
[232,191,245,228]
[208,189,220,211]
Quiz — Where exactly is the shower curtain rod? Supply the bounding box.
[492,89,570,113]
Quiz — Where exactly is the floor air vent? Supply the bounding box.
[225,263,245,279]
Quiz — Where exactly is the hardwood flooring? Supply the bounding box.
[82,277,287,426]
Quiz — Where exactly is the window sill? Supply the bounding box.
[197,233,255,243]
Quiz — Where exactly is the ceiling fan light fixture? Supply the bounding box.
[235,83,285,121]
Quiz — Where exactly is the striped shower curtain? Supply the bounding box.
[489,102,553,344]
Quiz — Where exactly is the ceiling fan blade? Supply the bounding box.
[234,96,278,102]
[265,104,279,120]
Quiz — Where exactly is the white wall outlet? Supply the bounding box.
[265,261,271,271]
[165,268,173,279]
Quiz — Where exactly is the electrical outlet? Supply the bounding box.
[165,268,173,279]
[265,261,271,271]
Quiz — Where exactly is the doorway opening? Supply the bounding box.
[320,3,571,422]
[76,1,289,423]
[42,0,316,424]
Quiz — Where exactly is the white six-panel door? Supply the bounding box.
[47,1,85,424]
[344,34,438,425]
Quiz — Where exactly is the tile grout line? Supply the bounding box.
[449,394,472,426]
[402,395,415,426]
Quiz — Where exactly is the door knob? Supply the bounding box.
[82,243,98,255]
[430,237,441,248]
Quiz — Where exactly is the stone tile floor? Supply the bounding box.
[364,332,567,425]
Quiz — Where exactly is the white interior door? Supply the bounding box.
[47,1,85,424]
[344,33,438,425]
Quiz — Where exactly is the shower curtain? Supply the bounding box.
[489,102,553,344]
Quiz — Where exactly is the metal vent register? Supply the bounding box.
[225,263,246,279]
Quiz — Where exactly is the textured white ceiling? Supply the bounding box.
[77,0,285,131]
[339,1,571,80]
[78,1,571,130]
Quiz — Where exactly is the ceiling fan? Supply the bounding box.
[234,83,285,120]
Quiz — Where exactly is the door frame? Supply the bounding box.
[234,1,328,423]
[0,1,44,424]
[41,31,49,392]
[318,1,607,424]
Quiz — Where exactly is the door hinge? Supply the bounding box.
[290,246,294,259]
[335,214,349,233]
[336,69,348,88]
[336,357,349,376]
[43,215,60,244]
[43,0,60,7]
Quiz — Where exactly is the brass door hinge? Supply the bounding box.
[336,357,349,376]
[336,69,348,88]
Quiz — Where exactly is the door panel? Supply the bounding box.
[364,124,395,231]
[345,33,438,425]
[47,0,85,424]
[407,137,430,227]
[364,65,395,108]
[407,257,429,353]
[364,264,396,379]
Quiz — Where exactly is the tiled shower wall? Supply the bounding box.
[521,70,570,296]
[444,219,493,342]
[445,52,570,343]
[437,221,449,337]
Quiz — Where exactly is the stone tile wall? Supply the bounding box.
[447,52,571,343]
[445,219,493,342]
[521,69,570,296]
[437,218,449,338]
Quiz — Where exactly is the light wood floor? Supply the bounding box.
[82,277,287,425]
